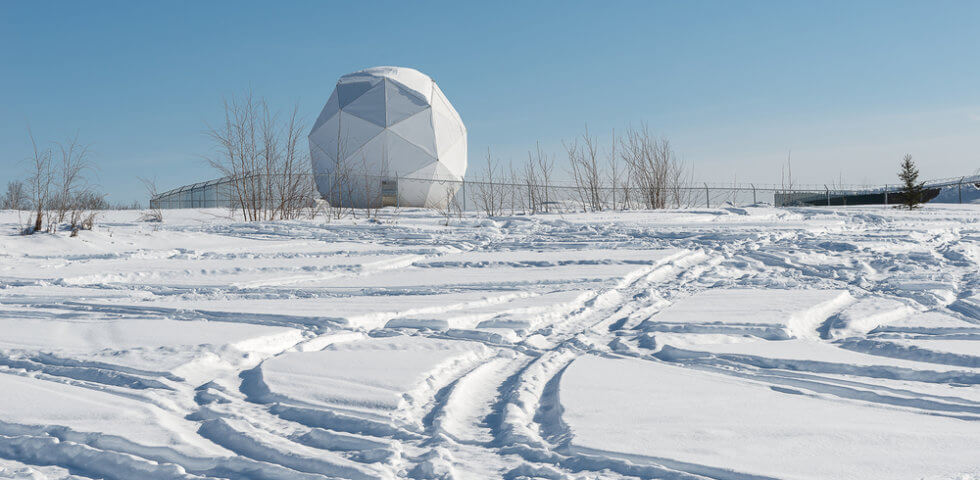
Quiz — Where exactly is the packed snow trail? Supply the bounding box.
[0,205,977,480]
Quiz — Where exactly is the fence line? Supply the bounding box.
[150,172,980,211]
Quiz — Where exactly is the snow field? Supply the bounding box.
[0,205,978,479]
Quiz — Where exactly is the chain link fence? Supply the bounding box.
[150,173,980,212]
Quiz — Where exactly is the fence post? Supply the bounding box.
[884,189,888,205]
[462,179,467,212]
[960,177,965,204]
[825,185,830,206]
[704,183,710,208]
[751,184,756,204]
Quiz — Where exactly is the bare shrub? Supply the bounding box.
[438,183,462,226]
[68,190,106,234]
[520,153,539,214]
[606,130,628,210]
[475,149,505,217]
[358,155,385,220]
[268,105,313,221]
[306,198,331,221]
[312,133,354,221]
[139,176,164,223]
[206,91,313,222]
[518,142,555,214]
[507,161,519,215]
[781,150,794,192]
[620,124,686,209]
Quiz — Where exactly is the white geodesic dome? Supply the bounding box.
[308,66,467,208]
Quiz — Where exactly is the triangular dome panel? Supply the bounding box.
[342,81,387,127]
[403,161,441,181]
[310,141,338,171]
[431,83,463,126]
[310,142,342,198]
[337,77,381,108]
[384,130,437,178]
[384,69,433,103]
[397,178,429,207]
[432,108,463,157]
[385,79,430,126]
[438,137,467,180]
[342,131,388,176]
[309,111,341,162]
[390,108,436,157]
[422,163,459,207]
[339,111,384,157]
[311,90,339,134]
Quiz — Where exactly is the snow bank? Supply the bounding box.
[0,372,228,462]
[256,335,494,429]
[641,288,852,340]
[560,355,980,480]
[930,182,980,204]
[822,296,915,339]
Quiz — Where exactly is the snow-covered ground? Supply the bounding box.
[0,204,977,480]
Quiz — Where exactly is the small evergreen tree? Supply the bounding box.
[898,154,925,210]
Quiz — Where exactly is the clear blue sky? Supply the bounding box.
[2,0,979,204]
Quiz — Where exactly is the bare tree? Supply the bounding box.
[343,161,361,220]
[503,161,515,216]
[207,92,259,220]
[26,129,53,233]
[275,106,314,220]
[359,155,385,219]
[528,142,555,212]
[261,103,312,221]
[565,126,605,212]
[606,130,625,210]
[521,152,539,214]
[2,181,27,210]
[669,156,695,208]
[53,134,94,227]
[781,150,794,192]
[334,158,354,219]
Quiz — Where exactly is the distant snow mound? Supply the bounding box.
[930,182,980,204]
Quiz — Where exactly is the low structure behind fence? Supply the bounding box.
[149,176,239,209]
